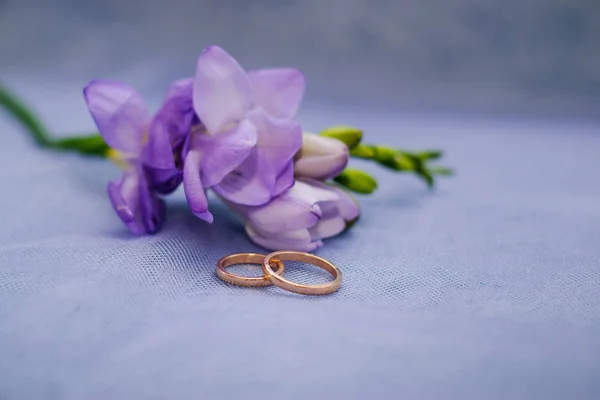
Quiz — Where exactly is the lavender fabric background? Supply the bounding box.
[1,1,600,399]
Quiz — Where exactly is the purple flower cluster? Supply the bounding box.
[84,45,358,251]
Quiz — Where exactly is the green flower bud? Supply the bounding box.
[350,144,375,159]
[416,150,443,160]
[319,125,363,149]
[334,168,378,194]
[372,146,396,164]
[392,153,417,171]
[372,147,416,170]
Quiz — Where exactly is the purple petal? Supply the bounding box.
[328,187,360,221]
[138,171,167,234]
[200,119,258,187]
[143,82,195,193]
[142,110,188,194]
[83,80,150,154]
[292,179,339,203]
[212,149,276,206]
[294,134,349,180]
[182,149,214,223]
[158,84,195,150]
[165,77,193,100]
[242,180,341,233]
[144,166,182,195]
[247,108,303,175]
[144,115,177,171]
[144,83,194,169]
[245,224,322,252]
[108,177,142,235]
[193,45,252,134]
[248,68,305,119]
[245,192,322,233]
[107,167,165,235]
[272,162,295,197]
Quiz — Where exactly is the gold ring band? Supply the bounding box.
[216,253,284,287]
[262,251,342,295]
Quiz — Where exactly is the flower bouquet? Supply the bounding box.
[1,45,451,251]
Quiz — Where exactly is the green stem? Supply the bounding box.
[349,143,452,188]
[1,82,108,157]
[49,134,109,156]
[0,83,52,147]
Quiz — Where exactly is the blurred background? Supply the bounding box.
[1,0,599,127]
[2,3,600,398]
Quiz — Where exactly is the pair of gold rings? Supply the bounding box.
[216,251,342,296]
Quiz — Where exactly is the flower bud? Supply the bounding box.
[333,168,378,194]
[294,133,349,180]
[319,125,362,149]
[350,144,376,159]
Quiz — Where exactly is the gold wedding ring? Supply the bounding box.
[216,253,284,287]
[262,251,342,295]
[216,251,342,295]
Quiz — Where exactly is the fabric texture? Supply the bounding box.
[1,98,599,399]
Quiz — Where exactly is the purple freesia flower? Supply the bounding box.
[84,80,165,235]
[182,45,304,223]
[227,179,360,251]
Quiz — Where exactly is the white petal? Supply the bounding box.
[245,224,321,252]
[294,134,349,179]
[309,215,347,240]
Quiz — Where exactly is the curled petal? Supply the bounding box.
[213,149,276,206]
[183,149,213,223]
[107,167,165,235]
[245,224,322,252]
[200,119,258,187]
[248,68,305,119]
[193,45,252,134]
[83,80,150,154]
[294,133,349,180]
[302,178,360,221]
[108,175,142,235]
